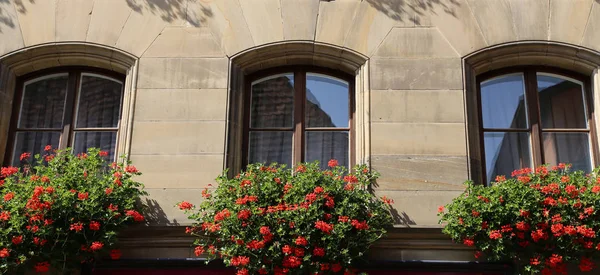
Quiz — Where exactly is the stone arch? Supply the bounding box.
[225,41,370,173]
[462,41,600,183]
[0,42,139,161]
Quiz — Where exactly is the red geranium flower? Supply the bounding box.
[34,262,50,273]
[328,159,338,168]
[89,221,101,231]
[178,201,194,210]
[20,152,31,161]
[78,192,89,200]
[12,235,22,245]
[110,249,122,260]
[90,241,104,251]
[0,248,9,258]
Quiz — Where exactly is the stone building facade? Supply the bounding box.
[1,0,600,273]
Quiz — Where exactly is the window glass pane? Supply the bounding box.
[543,132,591,173]
[484,132,531,183]
[248,131,292,166]
[76,74,123,128]
[250,74,294,128]
[305,73,349,128]
[481,74,527,129]
[305,131,349,170]
[538,74,587,129]
[73,131,118,161]
[18,74,68,129]
[12,132,61,165]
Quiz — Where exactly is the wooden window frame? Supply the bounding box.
[3,66,125,166]
[242,66,355,168]
[476,66,599,183]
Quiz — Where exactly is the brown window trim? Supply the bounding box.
[3,66,125,166]
[475,66,599,184]
[242,66,355,168]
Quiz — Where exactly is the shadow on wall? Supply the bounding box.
[142,198,180,226]
[0,0,19,33]
[125,0,213,27]
[371,180,417,227]
[0,0,213,33]
[365,0,459,24]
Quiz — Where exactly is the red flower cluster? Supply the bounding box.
[181,162,391,275]
[178,201,194,210]
[125,210,145,222]
[442,163,600,274]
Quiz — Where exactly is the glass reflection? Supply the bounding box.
[484,132,531,184]
[543,132,591,173]
[538,74,587,129]
[73,132,117,161]
[19,74,69,129]
[12,132,61,165]
[250,74,294,128]
[480,74,527,129]
[248,131,293,167]
[76,75,123,128]
[306,74,349,128]
[305,131,349,170]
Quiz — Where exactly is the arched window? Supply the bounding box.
[5,68,124,165]
[243,67,354,169]
[477,67,597,183]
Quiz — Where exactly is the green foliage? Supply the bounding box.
[439,164,600,274]
[0,147,146,274]
[179,161,393,275]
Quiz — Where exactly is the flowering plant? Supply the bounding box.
[439,164,600,274]
[179,160,393,275]
[0,147,146,274]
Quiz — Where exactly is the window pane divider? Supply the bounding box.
[540,129,590,132]
[482,128,530,132]
[73,128,119,131]
[248,128,294,131]
[305,127,351,131]
[15,128,63,132]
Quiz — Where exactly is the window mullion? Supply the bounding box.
[59,71,79,150]
[524,69,543,167]
[293,71,305,166]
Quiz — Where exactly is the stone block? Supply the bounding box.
[239,0,283,45]
[199,0,255,56]
[508,0,549,40]
[582,2,600,52]
[86,0,132,46]
[371,155,468,191]
[134,89,227,121]
[467,0,516,45]
[368,248,473,262]
[549,0,592,45]
[371,122,467,155]
[55,0,93,41]
[315,0,360,46]
[374,28,458,58]
[130,154,224,189]
[370,58,462,90]
[15,0,56,46]
[139,188,207,226]
[143,27,224,58]
[342,0,395,56]
[371,89,464,123]
[0,1,24,56]
[426,0,486,55]
[137,58,228,89]
[281,0,319,40]
[373,190,463,226]
[130,121,226,155]
[115,10,168,56]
